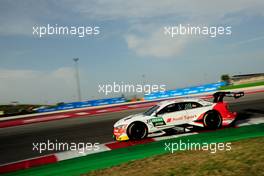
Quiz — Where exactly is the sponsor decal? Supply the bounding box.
[148,117,166,127]
[166,115,197,123]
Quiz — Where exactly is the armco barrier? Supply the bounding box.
[144,82,226,100]
[37,82,226,113]
[37,97,126,113]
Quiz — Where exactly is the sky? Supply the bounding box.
[0,0,264,104]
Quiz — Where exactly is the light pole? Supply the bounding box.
[142,74,146,85]
[73,58,82,102]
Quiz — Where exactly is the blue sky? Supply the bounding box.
[0,0,264,104]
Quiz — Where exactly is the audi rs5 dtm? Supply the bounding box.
[113,91,244,141]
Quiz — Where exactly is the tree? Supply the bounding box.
[221,74,231,85]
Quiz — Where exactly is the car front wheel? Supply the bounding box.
[127,122,148,140]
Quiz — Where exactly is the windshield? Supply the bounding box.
[143,105,160,116]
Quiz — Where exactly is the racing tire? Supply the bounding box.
[203,111,222,129]
[127,122,148,140]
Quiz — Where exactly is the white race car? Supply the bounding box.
[113,91,244,141]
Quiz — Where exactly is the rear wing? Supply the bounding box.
[213,91,244,103]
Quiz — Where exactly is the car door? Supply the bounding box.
[183,102,209,121]
[155,102,188,127]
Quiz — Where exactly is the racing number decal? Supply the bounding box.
[149,117,166,127]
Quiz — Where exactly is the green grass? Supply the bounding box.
[220,81,264,90]
[85,137,264,176]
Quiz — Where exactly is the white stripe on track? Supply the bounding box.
[55,144,111,161]
[154,132,199,141]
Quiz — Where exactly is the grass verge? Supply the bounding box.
[84,137,264,176]
[220,81,264,90]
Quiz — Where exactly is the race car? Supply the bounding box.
[113,91,244,141]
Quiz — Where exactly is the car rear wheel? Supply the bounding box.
[127,122,148,140]
[203,111,222,129]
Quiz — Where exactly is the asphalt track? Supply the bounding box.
[0,93,263,165]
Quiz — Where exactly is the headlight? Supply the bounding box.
[114,124,128,135]
[115,124,127,129]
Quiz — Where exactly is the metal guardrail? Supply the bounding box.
[144,82,226,100]
[37,97,126,113]
[37,82,226,113]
